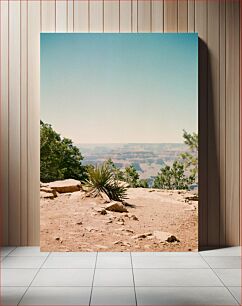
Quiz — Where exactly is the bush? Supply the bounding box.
[137,179,149,188]
[153,130,198,190]
[40,121,87,182]
[179,130,198,183]
[123,165,139,187]
[153,160,194,190]
[84,163,127,201]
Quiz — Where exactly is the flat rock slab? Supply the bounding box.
[40,191,55,199]
[153,230,180,243]
[40,187,57,197]
[105,201,128,213]
[48,179,81,193]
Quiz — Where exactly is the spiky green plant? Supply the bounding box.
[84,163,127,201]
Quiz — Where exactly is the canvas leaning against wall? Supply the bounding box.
[40,33,198,252]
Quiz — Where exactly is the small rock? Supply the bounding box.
[131,215,139,221]
[94,207,107,215]
[185,195,199,202]
[105,220,113,224]
[116,221,125,225]
[40,191,55,199]
[93,207,102,212]
[48,179,81,193]
[153,231,180,243]
[105,201,128,213]
[122,241,131,247]
[167,235,180,243]
[185,207,196,211]
[85,226,97,232]
[114,240,122,245]
[131,232,152,239]
[95,245,108,249]
[55,237,60,241]
[114,240,131,247]
[132,234,146,239]
[40,187,57,197]
[76,221,82,225]
[126,229,134,233]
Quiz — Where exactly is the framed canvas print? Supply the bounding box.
[40,33,198,252]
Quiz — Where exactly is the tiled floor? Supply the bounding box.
[0,246,241,305]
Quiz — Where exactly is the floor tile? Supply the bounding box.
[1,287,27,305]
[0,247,16,257]
[1,269,38,286]
[203,256,241,269]
[9,247,49,257]
[214,269,241,286]
[1,256,46,269]
[91,287,136,305]
[134,269,223,287]
[228,287,241,304]
[136,287,238,305]
[200,247,241,257]
[42,256,96,268]
[31,268,94,286]
[93,269,134,286]
[132,256,209,269]
[96,256,132,269]
[132,252,199,257]
[50,252,97,257]
[98,252,131,257]
[19,286,91,305]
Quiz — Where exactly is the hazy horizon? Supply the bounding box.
[76,142,185,145]
[41,33,198,143]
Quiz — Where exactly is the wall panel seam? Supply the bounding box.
[20,0,22,245]
[225,0,227,244]
[7,0,10,245]
[27,0,29,245]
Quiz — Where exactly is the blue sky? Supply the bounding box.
[41,33,198,144]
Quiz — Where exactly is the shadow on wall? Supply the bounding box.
[198,38,221,251]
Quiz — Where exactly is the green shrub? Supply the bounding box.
[153,160,195,190]
[40,121,87,182]
[84,163,127,201]
[123,165,139,187]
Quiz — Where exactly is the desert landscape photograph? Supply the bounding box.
[40,33,198,252]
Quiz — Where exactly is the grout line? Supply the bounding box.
[1,285,239,288]
[3,247,17,257]
[200,254,240,304]
[89,251,98,306]
[17,252,51,306]
[130,251,138,306]
[226,286,241,305]
[2,267,241,270]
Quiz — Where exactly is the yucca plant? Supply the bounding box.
[84,163,127,201]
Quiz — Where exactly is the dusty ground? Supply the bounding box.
[40,188,198,252]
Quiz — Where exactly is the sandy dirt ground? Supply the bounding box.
[40,188,198,252]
